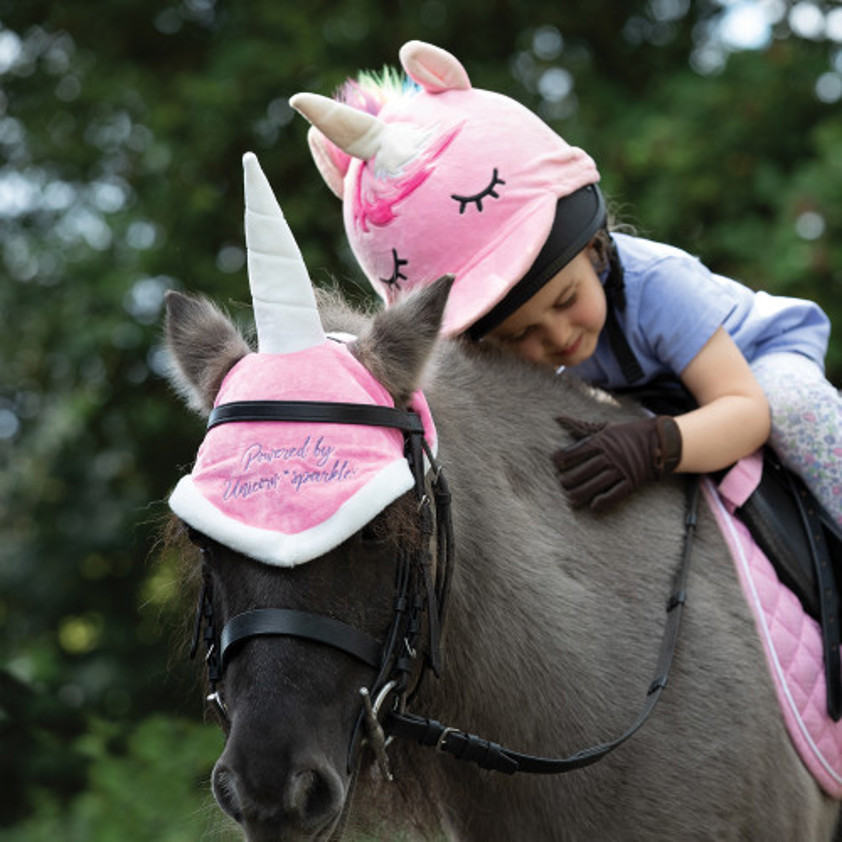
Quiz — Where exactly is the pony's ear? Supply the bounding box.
[306,126,350,198]
[399,40,471,93]
[164,290,251,416]
[352,274,453,407]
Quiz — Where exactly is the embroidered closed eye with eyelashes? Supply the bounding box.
[380,247,408,288]
[450,168,505,214]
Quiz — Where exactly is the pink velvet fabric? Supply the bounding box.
[169,340,436,567]
[333,64,600,335]
[707,459,842,797]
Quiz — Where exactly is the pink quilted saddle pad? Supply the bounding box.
[704,452,842,797]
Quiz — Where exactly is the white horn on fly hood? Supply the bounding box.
[243,151,325,354]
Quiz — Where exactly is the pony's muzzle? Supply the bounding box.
[211,752,345,839]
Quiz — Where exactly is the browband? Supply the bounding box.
[207,400,425,434]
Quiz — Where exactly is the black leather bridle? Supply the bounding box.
[189,398,454,777]
[189,398,700,780]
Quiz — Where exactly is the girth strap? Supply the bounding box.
[386,476,701,775]
[220,608,382,669]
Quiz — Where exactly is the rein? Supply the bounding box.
[189,398,700,780]
[387,477,701,775]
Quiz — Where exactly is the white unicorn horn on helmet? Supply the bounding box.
[289,42,470,200]
[289,92,437,199]
[242,151,325,353]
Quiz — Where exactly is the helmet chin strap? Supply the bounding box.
[466,184,607,341]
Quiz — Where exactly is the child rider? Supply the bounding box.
[290,40,839,521]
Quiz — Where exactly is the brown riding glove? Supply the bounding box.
[553,416,682,512]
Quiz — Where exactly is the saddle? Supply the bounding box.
[624,380,842,721]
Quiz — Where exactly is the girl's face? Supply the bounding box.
[485,247,607,369]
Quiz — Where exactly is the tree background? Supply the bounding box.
[1,1,840,838]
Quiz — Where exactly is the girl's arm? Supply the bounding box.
[555,326,771,511]
[675,326,771,473]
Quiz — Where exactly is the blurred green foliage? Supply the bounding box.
[1,0,840,837]
[1,706,234,840]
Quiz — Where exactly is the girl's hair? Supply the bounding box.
[590,223,627,311]
[590,229,613,274]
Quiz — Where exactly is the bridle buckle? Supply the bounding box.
[206,689,229,720]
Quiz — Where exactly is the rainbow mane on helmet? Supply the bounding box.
[336,68,420,116]
[291,40,601,337]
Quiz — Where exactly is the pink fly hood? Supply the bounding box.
[168,153,436,567]
[291,40,600,336]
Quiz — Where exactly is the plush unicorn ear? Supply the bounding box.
[242,152,326,354]
[398,40,471,93]
[306,126,350,199]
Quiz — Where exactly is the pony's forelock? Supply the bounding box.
[337,67,420,115]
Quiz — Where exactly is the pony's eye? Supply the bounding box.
[354,518,389,549]
[451,168,506,214]
[360,523,382,544]
[380,248,408,288]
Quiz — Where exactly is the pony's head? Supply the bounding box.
[165,154,453,839]
[291,40,602,337]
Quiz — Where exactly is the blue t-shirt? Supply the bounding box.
[568,233,831,389]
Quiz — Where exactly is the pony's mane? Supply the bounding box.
[336,67,420,116]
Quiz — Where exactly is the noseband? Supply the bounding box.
[189,398,453,778]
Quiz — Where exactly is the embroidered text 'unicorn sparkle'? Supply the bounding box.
[291,40,600,336]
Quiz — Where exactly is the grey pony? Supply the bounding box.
[163,155,839,842]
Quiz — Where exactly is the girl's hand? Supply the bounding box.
[554,415,682,511]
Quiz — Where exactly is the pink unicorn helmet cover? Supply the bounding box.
[291,40,603,337]
[168,152,437,568]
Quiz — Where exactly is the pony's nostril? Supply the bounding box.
[286,766,343,829]
[211,763,243,823]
